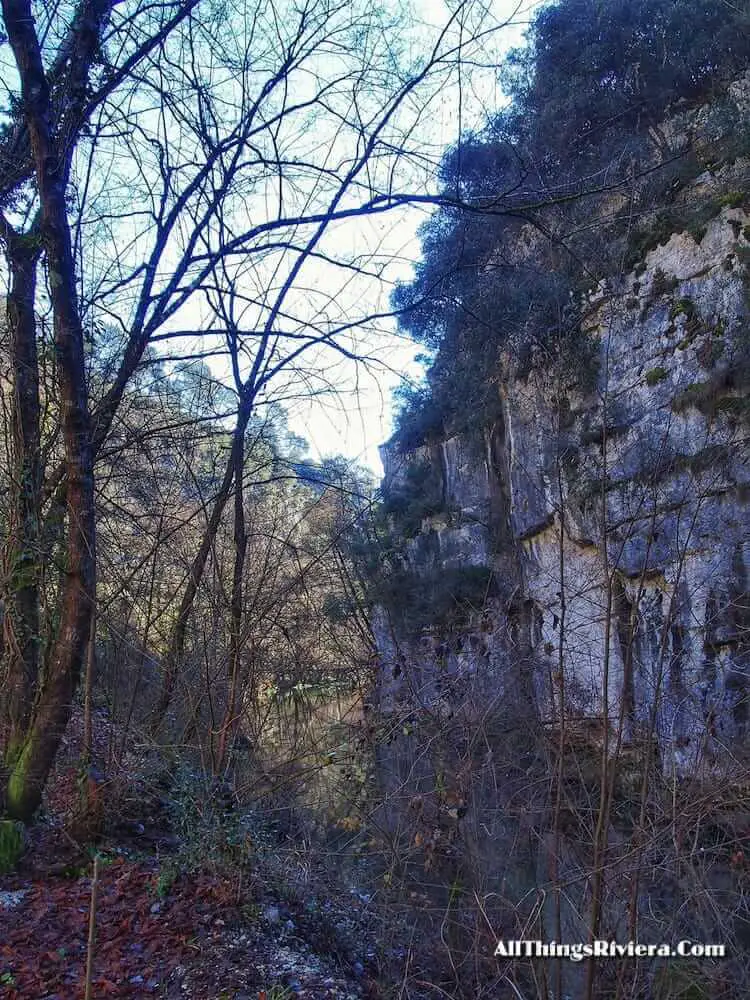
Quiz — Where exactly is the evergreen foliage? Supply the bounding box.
[503,0,750,172]
[380,458,444,536]
[375,565,495,634]
[391,0,750,449]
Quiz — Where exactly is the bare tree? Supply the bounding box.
[0,0,513,819]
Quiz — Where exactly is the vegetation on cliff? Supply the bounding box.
[391,0,750,450]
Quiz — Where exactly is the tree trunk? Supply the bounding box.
[216,434,247,773]
[3,0,97,821]
[2,234,42,759]
[153,399,253,730]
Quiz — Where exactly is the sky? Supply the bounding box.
[279,0,539,476]
[0,0,541,479]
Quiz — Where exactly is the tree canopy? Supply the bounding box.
[391,0,750,449]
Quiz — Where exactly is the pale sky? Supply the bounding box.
[0,0,540,478]
[279,0,538,475]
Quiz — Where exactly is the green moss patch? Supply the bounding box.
[0,820,24,874]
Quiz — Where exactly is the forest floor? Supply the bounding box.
[0,710,382,1000]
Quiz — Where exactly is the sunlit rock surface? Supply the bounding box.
[377,203,750,766]
[372,159,750,997]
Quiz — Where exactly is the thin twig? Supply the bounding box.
[84,854,100,1000]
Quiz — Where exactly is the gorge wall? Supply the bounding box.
[370,77,750,999]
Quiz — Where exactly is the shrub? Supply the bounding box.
[652,268,679,298]
[375,566,495,634]
[669,298,695,321]
[718,191,747,209]
[381,459,444,538]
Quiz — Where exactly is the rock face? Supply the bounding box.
[372,124,750,995]
[378,201,750,761]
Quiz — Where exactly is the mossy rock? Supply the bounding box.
[0,820,24,873]
[669,297,695,322]
[718,190,746,210]
[645,367,668,387]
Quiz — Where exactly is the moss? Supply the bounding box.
[626,192,750,272]
[6,770,26,822]
[696,337,724,369]
[669,297,695,322]
[645,367,668,387]
[571,473,630,504]
[0,820,24,873]
[713,395,750,419]
[579,422,629,447]
[718,190,746,209]
[669,444,731,476]
[672,381,711,413]
[626,214,677,269]
[5,737,37,822]
[671,368,750,422]
[743,225,750,242]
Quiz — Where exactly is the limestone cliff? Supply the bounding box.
[378,195,750,758]
[370,81,750,998]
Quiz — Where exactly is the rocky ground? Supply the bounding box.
[0,858,379,999]
[0,711,383,1000]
